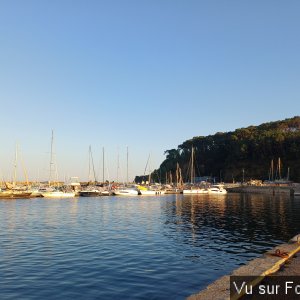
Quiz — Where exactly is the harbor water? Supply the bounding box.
[1,194,300,299]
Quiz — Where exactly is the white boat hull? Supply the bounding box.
[41,191,76,198]
[140,190,165,195]
[183,189,208,194]
[208,186,227,194]
[113,189,139,196]
[208,190,227,194]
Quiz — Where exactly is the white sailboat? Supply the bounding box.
[138,154,165,196]
[183,146,208,194]
[79,146,101,197]
[42,190,75,198]
[113,147,140,196]
[41,130,75,199]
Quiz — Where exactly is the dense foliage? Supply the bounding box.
[148,117,300,183]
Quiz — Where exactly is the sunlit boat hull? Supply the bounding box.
[208,188,227,194]
[41,191,76,198]
[113,189,139,196]
[0,191,32,199]
[140,190,165,195]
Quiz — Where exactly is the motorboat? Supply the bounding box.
[113,188,139,196]
[79,189,101,197]
[208,185,227,194]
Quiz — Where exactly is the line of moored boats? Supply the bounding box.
[0,182,227,199]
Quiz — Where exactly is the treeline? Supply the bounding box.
[141,116,300,183]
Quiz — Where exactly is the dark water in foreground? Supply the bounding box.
[1,193,300,299]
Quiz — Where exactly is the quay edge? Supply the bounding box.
[227,184,300,196]
[187,234,300,300]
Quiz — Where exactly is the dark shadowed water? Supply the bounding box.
[1,193,300,299]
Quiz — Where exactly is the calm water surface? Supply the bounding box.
[1,194,300,299]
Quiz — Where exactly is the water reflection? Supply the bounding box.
[162,194,300,257]
[0,194,300,299]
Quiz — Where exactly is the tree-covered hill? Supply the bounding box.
[142,116,300,183]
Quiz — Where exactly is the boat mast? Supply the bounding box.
[126,146,129,183]
[191,146,194,184]
[271,159,274,181]
[88,145,91,182]
[143,153,151,185]
[102,147,105,183]
[13,143,18,186]
[179,166,183,187]
[90,146,97,183]
[49,130,54,186]
[20,146,29,187]
[117,147,120,183]
[176,163,179,187]
[144,153,150,176]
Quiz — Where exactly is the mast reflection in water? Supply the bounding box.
[0,194,300,299]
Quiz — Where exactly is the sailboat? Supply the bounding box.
[113,146,140,196]
[138,154,165,195]
[165,163,183,194]
[183,146,208,194]
[0,144,32,199]
[79,146,101,197]
[41,131,75,199]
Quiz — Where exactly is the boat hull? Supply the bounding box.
[41,192,76,198]
[140,190,165,195]
[183,189,208,194]
[79,191,101,197]
[113,189,139,196]
[0,191,32,199]
[208,190,227,194]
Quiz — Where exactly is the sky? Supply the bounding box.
[0,0,299,182]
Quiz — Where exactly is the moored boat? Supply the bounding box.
[139,189,165,196]
[79,189,101,197]
[208,185,227,194]
[138,185,166,195]
[164,188,182,194]
[41,190,76,198]
[183,188,208,194]
[0,190,32,199]
[113,188,139,196]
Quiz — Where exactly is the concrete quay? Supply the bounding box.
[227,184,300,196]
[187,234,300,300]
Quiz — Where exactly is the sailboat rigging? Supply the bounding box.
[41,130,75,198]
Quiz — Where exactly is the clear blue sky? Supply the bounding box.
[0,0,299,182]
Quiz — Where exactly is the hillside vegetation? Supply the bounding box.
[147,116,300,183]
